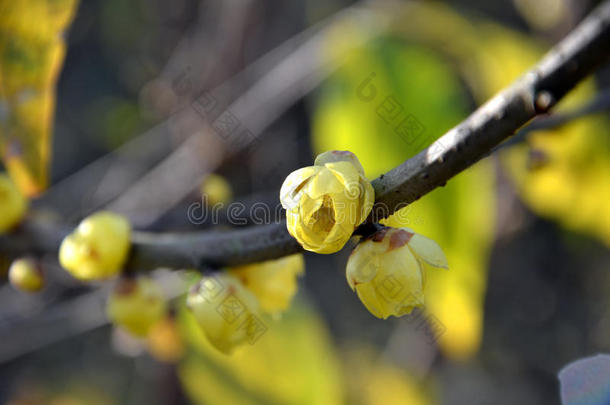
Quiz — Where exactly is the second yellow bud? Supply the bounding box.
[346,227,448,319]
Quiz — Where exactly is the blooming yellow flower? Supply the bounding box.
[229,253,304,314]
[346,227,448,319]
[187,273,263,354]
[280,151,374,253]
[59,211,131,280]
[0,173,28,233]
[106,277,167,337]
[9,257,44,293]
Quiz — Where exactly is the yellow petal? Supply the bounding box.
[306,167,345,199]
[355,282,386,319]
[279,166,320,210]
[376,247,425,309]
[107,277,167,337]
[407,232,449,269]
[299,194,324,224]
[314,150,366,176]
[288,211,328,253]
[229,254,304,313]
[324,161,361,195]
[346,227,428,319]
[346,250,379,289]
[187,274,261,354]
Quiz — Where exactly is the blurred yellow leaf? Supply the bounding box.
[177,299,344,405]
[0,0,78,195]
[342,344,434,405]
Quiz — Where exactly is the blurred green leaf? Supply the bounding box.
[313,38,466,178]
[0,0,78,195]
[342,343,434,405]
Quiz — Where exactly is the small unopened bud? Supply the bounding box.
[59,211,131,280]
[187,274,262,354]
[9,257,44,293]
[200,173,233,206]
[346,227,448,319]
[147,316,184,363]
[106,277,167,337]
[229,253,304,314]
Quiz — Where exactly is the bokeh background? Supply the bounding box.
[1,0,609,404]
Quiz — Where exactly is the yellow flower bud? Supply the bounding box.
[229,253,304,314]
[0,173,28,233]
[147,316,184,363]
[346,227,448,319]
[106,277,167,337]
[187,273,264,354]
[200,173,233,206]
[280,150,374,254]
[9,257,44,293]
[59,211,131,280]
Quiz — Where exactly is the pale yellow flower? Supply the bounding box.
[9,257,44,293]
[280,151,374,253]
[59,211,131,280]
[346,227,448,319]
[229,253,304,314]
[187,273,263,354]
[0,173,27,233]
[106,277,167,337]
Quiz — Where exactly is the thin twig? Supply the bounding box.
[492,87,610,152]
